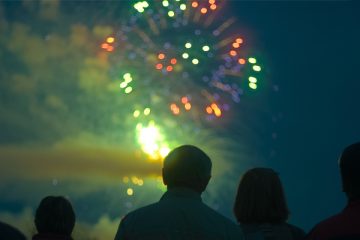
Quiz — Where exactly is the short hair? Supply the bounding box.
[35,196,75,236]
[339,142,360,198]
[163,145,212,192]
[234,168,289,224]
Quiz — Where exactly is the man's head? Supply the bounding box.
[339,142,360,200]
[162,145,212,193]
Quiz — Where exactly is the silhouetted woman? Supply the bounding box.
[32,196,75,240]
[234,168,305,240]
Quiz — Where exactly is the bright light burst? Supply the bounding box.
[136,122,170,160]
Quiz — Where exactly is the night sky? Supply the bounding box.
[232,0,360,230]
[0,0,359,238]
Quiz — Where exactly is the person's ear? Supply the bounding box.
[205,175,211,186]
[198,175,211,192]
[162,168,168,186]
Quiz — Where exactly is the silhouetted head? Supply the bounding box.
[234,168,289,224]
[35,196,75,236]
[162,145,212,193]
[339,142,360,200]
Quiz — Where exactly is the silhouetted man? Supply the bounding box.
[114,145,243,240]
[0,221,26,240]
[306,142,360,240]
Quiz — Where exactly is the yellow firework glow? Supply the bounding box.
[136,122,170,160]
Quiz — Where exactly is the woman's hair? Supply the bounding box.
[35,196,75,236]
[234,168,289,224]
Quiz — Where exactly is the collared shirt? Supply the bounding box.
[306,200,360,240]
[114,188,244,240]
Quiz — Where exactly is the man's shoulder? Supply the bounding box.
[123,202,161,221]
[201,203,238,226]
[312,212,346,231]
[306,212,347,240]
[116,201,162,237]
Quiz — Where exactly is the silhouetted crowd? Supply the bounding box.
[1,142,360,240]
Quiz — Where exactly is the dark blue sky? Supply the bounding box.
[230,0,360,230]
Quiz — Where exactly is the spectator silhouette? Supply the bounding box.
[306,142,360,240]
[32,196,75,240]
[234,168,305,240]
[0,221,26,240]
[114,145,243,240]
